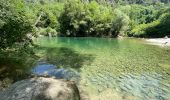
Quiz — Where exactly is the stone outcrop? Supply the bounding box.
[0,77,80,100]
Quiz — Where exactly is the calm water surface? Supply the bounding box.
[1,37,170,100]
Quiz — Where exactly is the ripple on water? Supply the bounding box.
[87,72,170,100]
[34,37,170,100]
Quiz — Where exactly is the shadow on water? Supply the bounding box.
[31,46,95,82]
[0,50,38,90]
[37,46,95,72]
[0,46,95,90]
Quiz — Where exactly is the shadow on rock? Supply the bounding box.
[0,77,80,100]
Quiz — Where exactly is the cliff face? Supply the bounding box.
[0,77,80,100]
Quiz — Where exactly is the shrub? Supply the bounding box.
[36,27,57,37]
[0,0,32,50]
[129,7,170,38]
[130,21,160,37]
[58,0,125,37]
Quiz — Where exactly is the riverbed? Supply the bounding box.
[1,37,170,100]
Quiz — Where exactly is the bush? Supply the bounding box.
[58,0,125,37]
[25,1,64,35]
[112,8,130,36]
[0,0,32,50]
[129,7,170,38]
[146,12,170,37]
[130,21,160,37]
[37,27,57,36]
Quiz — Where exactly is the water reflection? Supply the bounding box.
[35,37,121,51]
[32,62,80,82]
[35,37,170,100]
[32,62,56,75]
[36,47,95,71]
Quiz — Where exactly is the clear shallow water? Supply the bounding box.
[32,62,80,81]
[1,37,170,100]
[33,37,170,100]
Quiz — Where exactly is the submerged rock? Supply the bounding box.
[32,62,80,82]
[0,77,80,100]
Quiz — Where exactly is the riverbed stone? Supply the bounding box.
[0,77,80,100]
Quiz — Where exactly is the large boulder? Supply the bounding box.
[0,77,80,100]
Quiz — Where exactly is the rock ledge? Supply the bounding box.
[0,77,80,100]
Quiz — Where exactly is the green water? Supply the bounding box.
[1,37,170,100]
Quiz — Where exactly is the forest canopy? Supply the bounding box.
[25,0,170,37]
[0,0,170,49]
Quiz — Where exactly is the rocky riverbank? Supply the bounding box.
[145,38,170,47]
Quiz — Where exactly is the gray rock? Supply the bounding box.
[0,77,80,100]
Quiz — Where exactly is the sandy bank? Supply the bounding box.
[145,38,170,47]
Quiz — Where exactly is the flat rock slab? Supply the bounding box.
[0,77,80,100]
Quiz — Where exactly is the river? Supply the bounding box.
[1,37,170,100]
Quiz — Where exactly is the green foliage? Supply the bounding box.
[58,0,88,37]
[0,0,170,47]
[130,5,156,25]
[130,21,160,37]
[129,7,170,37]
[0,46,38,89]
[0,0,32,50]
[25,1,63,36]
[36,3,63,29]
[112,8,130,36]
[21,0,170,38]
[146,12,170,37]
[36,27,57,36]
[59,0,127,37]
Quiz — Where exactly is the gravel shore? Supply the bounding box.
[145,38,170,47]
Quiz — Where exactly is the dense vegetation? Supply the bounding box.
[0,0,170,92]
[0,0,33,50]
[25,0,170,38]
[0,0,170,49]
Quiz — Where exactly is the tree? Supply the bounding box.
[0,0,32,50]
[58,0,123,37]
